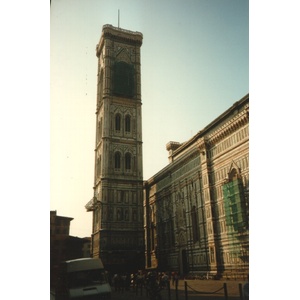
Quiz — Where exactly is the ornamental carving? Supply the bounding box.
[207,107,249,146]
[112,105,134,115]
[177,231,187,246]
[115,47,131,64]
[111,144,135,154]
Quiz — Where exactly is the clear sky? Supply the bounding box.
[50,0,249,238]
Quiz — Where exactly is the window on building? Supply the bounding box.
[97,156,101,178]
[113,61,134,97]
[191,206,199,243]
[132,209,137,221]
[115,152,121,169]
[210,247,215,263]
[109,208,114,220]
[98,70,103,107]
[125,153,131,170]
[125,115,131,132]
[115,113,121,131]
[124,209,129,221]
[222,167,248,233]
[151,222,155,251]
[117,208,123,221]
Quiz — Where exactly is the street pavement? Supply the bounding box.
[111,279,248,300]
[50,279,248,300]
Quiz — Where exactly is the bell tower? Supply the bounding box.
[85,25,144,272]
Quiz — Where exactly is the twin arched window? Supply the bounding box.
[115,113,131,133]
[114,152,132,171]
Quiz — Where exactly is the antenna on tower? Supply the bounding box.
[118,9,120,28]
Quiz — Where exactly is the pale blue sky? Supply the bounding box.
[50,0,248,237]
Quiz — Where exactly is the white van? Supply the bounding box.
[55,258,111,300]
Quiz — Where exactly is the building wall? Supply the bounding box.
[144,94,249,279]
[50,211,92,287]
[50,211,73,269]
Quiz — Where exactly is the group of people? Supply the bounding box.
[109,270,180,293]
[154,271,179,289]
[111,273,131,292]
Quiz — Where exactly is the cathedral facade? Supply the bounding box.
[144,94,249,279]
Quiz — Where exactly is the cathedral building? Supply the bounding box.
[85,25,144,272]
[144,94,249,279]
[86,24,249,279]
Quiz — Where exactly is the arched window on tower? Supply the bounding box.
[96,155,101,179]
[115,152,121,169]
[125,153,131,171]
[115,113,121,131]
[125,115,131,133]
[97,69,103,108]
[97,118,102,142]
[113,61,134,97]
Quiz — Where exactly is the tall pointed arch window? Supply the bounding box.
[191,206,199,243]
[100,118,103,139]
[125,115,131,133]
[97,69,103,108]
[222,166,248,233]
[125,153,131,170]
[115,114,121,131]
[96,155,101,178]
[115,152,121,169]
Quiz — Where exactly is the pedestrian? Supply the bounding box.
[171,271,175,286]
[162,272,169,289]
[121,274,127,292]
[113,273,121,292]
[174,272,179,289]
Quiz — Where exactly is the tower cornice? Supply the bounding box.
[96,24,143,57]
